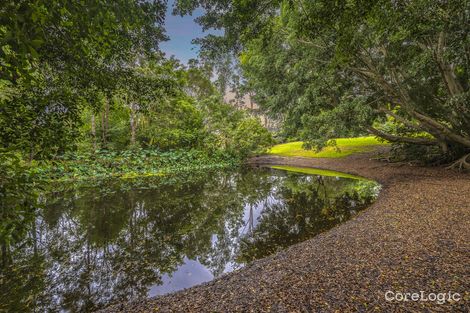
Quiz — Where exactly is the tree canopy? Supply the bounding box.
[177,0,470,166]
[0,0,167,157]
[0,1,272,159]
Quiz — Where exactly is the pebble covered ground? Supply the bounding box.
[100,151,470,312]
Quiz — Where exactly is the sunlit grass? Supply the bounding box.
[271,165,366,180]
[267,136,388,158]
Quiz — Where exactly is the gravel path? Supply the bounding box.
[100,152,470,312]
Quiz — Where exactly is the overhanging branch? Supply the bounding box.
[367,127,438,146]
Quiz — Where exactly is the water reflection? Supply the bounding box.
[0,166,379,312]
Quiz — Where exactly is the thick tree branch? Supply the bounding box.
[435,32,464,96]
[410,110,470,148]
[377,107,423,131]
[371,63,470,149]
[367,127,438,146]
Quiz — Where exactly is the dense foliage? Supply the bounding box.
[0,1,273,262]
[177,0,470,167]
[36,149,239,181]
[1,0,167,158]
[0,151,38,259]
[1,1,271,160]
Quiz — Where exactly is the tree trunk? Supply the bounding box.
[101,112,106,145]
[104,97,109,142]
[410,110,470,148]
[91,113,96,151]
[435,32,464,96]
[101,97,109,146]
[129,103,136,146]
[357,54,470,151]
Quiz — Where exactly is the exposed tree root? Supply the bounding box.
[371,155,391,162]
[446,153,470,171]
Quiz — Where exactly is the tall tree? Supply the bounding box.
[176,0,470,167]
[0,0,167,157]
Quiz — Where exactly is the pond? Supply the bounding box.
[0,166,380,312]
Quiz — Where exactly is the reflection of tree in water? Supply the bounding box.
[237,174,378,263]
[195,168,275,276]
[0,168,378,312]
[0,169,275,312]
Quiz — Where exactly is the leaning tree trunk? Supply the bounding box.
[435,32,465,97]
[353,46,470,154]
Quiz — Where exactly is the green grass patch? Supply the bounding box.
[267,136,388,158]
[271,165,366,180]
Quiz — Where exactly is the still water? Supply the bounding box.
[0,166,380,312]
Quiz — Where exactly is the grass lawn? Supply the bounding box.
[267,136,388,158]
